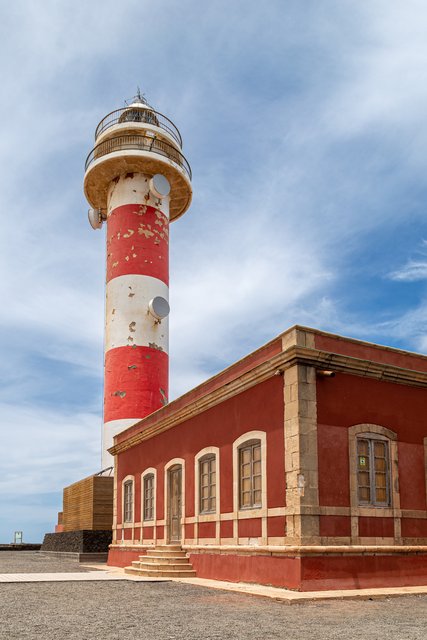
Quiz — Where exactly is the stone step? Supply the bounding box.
[137,561,192,571]
[139,555,189,564]
[146,549,187,558]
[125,566,196,578]
[155,544,182,550]
[125,544,196,578]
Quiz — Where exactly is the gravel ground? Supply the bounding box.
[0,553,426,639]
[0,551,94,573]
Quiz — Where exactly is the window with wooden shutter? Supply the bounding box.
[199,455,216,514]
[357,437,390,507]
[239,441,262,509]
[123,480,133,522]
[143,474,154,521]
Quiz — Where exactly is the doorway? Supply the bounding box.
[167,465,182,543]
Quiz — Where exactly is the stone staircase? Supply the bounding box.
[124,544,196,578]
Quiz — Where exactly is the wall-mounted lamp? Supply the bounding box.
[316,370,335,377]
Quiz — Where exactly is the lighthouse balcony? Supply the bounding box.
[94,107,183,147]
[84,133,192,181]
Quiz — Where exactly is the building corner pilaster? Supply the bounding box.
[282,328,320,545]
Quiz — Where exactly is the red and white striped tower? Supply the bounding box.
[84,93,192,468]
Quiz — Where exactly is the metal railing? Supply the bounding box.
[85,134,192,180]
[95,107,183,147]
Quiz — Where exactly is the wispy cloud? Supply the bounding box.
[389,240,427,282]
[390,261,427,282]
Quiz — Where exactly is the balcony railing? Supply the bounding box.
[94,107,183,147]
[85,134,192,181]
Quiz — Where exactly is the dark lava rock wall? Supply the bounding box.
[41,530,112,552]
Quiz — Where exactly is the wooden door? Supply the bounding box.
[168,466,182,542]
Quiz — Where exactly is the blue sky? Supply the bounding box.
[1,0,426,542]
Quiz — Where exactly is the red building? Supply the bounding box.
[107,325,427,591]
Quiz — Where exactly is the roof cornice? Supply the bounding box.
[109,346,427,456]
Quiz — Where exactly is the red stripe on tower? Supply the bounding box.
[106,204,169,285]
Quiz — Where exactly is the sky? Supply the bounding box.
[1,0,427,543]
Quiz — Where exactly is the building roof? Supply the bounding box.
[109,325,427,455]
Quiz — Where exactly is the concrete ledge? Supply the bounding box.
[110,543,427,557]
[0,544,41,551]
[39,551,108,563]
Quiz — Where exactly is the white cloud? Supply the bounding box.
[389,261,427,282]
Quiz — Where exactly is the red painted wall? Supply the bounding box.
[401,519,427,538]
[319,515,351,538]
[116,376,284,529]
[189,553,301,589]
[143,526,154,539]
[220,520,233,538]
[317,373,427,518]
[198,521,216,538]
[107,547,145,568]
[238,518,261,538]
[187,551,427,591]
[317,424,350,507]
[300,554,427,591]
[317,374,426,444]
[398,443,427,510]
[358,517,394,538]
[267,516,285,537]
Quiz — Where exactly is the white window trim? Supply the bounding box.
[195,446,220,518]
[233,431,267,517]
[164,458,185,545]
[122,475,135,527]
[348,423,400,543]
[141,467,157,524]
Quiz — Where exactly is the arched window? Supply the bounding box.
[123,479,134,523]
[199,455,216,514]
[143,473,155,521]
[239,440,262,509]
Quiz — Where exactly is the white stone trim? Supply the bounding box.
[194,446,220,544]
[232,431,268,544]
[112,455,118,543]
[164,458,186,544]
[348,423,400,543]
[121,475,135,537]
[141,467,157,527]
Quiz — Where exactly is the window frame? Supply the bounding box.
[238,439,262,510]
[348,424,400,544]
[199,454,216,514]
[232,431,268,543]
[122,477,134,524]
[356,435,391,507]
[143,473,155,522]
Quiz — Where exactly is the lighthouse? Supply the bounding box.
[84,92,192,468]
